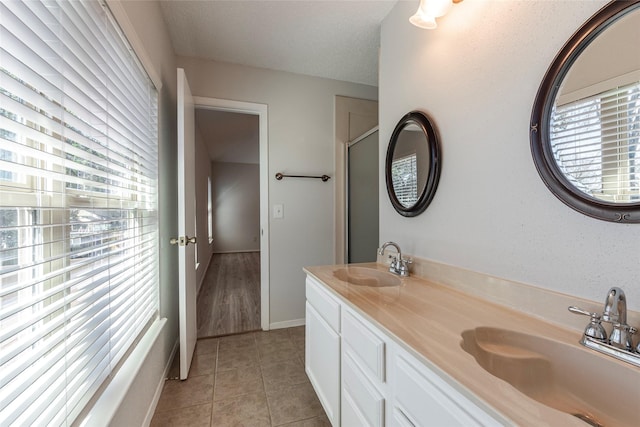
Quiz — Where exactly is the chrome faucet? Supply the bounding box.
[602,287,634,350]
[569,286,639,367]
[378,241,411,277]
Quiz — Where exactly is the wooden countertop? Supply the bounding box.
[304,262,640,427]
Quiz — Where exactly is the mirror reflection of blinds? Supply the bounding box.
[0,1,159,425]
[392,153,418,206]
[550,81,640,202]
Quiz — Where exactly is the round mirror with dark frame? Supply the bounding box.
[530,0,640,223]
[385,111,441,217]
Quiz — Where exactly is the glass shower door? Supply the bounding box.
[348,128,379,263]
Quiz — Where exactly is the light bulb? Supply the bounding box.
[409,0,453,29]
[423,0,453,18]
[409,11,437,29]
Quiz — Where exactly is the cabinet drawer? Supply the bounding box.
[391,407,416,427]
[393,351,500,427]
[342,308,385,382]
[342,351,385,427]
[306,277,340,332]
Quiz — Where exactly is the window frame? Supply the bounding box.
[0,1,160,425]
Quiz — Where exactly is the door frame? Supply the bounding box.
[193,96,270,331]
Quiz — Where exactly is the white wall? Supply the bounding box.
[177,56,378,324]
[212,161,260,253]
[379,0,640,311]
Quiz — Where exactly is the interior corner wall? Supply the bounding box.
[195,132,214,291]
[176,56,378,324]
[107,1,178,426]
[212,161,260,253]
[379,0,640,311]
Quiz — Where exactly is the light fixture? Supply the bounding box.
[409,0,461,29]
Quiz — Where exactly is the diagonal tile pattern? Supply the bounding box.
[151,326,331,427]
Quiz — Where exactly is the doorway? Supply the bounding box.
[192,97,269,336]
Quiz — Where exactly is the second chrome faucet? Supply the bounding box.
[378,241,412,277]
[569,287,639,367]
[601,287,635,351]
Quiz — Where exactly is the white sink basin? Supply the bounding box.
[333,266,401,287]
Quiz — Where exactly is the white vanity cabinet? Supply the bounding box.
[305,277,341,426]
[305,273,505,427]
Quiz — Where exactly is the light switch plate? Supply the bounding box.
[273,204,284,219]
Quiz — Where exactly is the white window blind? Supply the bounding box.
[391,153,418,207]
[550,81,640,202]
[0,1,159,425]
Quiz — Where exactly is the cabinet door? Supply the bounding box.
[306,302,340,426]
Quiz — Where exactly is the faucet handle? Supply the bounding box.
[568,306,600,319]
[397,260,411,277]
[609,323,636,351]
[387,254,399,270]
[568,306,607,342]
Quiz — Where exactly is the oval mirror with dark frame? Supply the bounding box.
[530,0,640,223]
[385,111,441,217]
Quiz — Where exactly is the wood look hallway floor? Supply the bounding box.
[197,252,261,338]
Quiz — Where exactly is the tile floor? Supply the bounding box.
[151,326,330,427]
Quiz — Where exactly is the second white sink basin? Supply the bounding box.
[461,327,640,427]
[333,266,401,287]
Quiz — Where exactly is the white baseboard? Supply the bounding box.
[142,336,179,426]
[269,318,305,330]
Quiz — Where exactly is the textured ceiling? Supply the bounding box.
[159,0,398,86]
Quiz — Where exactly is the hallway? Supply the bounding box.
[197,252,261,338]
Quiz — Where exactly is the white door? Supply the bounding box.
[177,68,197,380]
